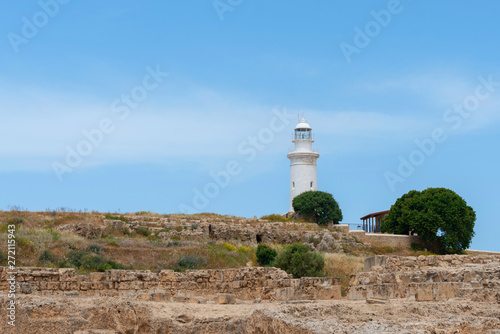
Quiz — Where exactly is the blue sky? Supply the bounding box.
[1,1,499,251]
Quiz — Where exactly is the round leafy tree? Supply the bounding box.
[256,244,277,266]
[292,191,343,225]
[274,243,324,278]
[381,187,476,254]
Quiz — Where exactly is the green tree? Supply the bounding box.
[292,191,343,225]
[381,187,476,254]
[274,243,324,278]
[256,244,277,266]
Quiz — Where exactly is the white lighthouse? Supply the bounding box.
[287,116,319,212]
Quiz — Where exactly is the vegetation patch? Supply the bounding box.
[274,243,325,278]
[175,255,208,272]
[104,213,129,223]
[256,244,277,266]
[323,253,364,296]
[381,187,475,254]
[293,191,343,225]
[260,214,292,222]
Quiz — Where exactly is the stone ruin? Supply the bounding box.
[348,254,500,303]
[0,266,341,304]
[103,217,367,253]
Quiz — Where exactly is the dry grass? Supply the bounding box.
[0,210,434,278]
[323,253,365,295]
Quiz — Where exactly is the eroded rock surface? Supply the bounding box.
[1,295,499,334]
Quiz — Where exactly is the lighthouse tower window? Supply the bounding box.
[310,182,313,188]
[292,182,295,189]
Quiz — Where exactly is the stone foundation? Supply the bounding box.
[0,266,341,302]
[348,230,425,249]
[348,255,500,303]
[103,219,368,253]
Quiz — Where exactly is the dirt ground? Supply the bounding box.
[1,294,499,333]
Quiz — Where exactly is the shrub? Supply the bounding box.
[81,254,106,270]
[222,242,237,252]
[274,243,324,278]
[292,191,343,225]
[147,234,160,242]
[104,213,128,223]
[7,217,23,225]
[238,246,251,253]
[137,227,151,237]
[51,230,61,241]
[381,187,476,254]
[89,244,103,254]
[68,250,87,267]
[80,254,126,272]
[260,214,291,222]
[175,255,207,271]
[39,250,56,264]
[0,251,6,265]
[256,245,277,266]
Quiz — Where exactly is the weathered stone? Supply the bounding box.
[216,293,236,304]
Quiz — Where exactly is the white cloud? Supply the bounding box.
[2,71,499,174]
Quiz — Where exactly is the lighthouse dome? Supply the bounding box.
[295,118,311,129]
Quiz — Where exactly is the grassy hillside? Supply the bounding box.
[0,209,436,293]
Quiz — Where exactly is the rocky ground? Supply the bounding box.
[1,294,499,334]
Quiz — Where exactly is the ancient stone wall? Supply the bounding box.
[363,254,500,272]
[348,230,425,249]
[63,216,441,252]
[348,255,500,303]
[0,266,341,302]
[103,219,368,253]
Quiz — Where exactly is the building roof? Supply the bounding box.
[295,118,311,129]
[360,210,390,220]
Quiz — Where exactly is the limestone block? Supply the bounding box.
[58,268,77,281]
[415,285,433,301]
[60,281,79,291]
[315,285,341,300]
[80,282,92,291]
[434,282,456,301]
[90,272,106,282]
[216,293,236,304]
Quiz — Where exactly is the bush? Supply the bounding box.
[175,255,207,271]
[80,254,126,272]
[68,250,87,267]
[256,244,277,266]
[137,227,151,237]
[292,191,343,225]
[0,251,6,265]
[274,243,325,278]
[89,244,103,254]
[381,187,476,254]
[104,213,128,223]
[7,217,23,225]
[39,250,56,264]
[221,242,237,251]
[260,214,291,222]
